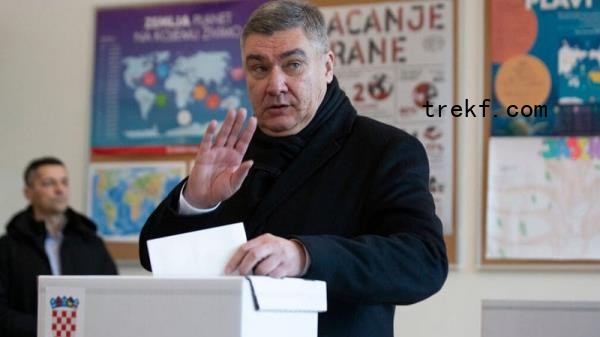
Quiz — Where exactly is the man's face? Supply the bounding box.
[242,28,334,137]
[24,164,69,217]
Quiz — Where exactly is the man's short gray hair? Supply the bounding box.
[241,0,329,54]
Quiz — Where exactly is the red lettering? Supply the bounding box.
[365,9,382,33]
[408,5,424,31]
[392,36,406,63]
[384,6,403,32]
[347,9,361,35]
[429,4,444,30]
[327,12,344,36]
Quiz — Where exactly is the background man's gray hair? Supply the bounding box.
[241,0,329,54]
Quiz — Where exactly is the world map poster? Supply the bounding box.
[490,0,600,136]
[91,1,262,155]
[87,162,186,241]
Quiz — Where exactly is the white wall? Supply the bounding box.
[1,1,599,337]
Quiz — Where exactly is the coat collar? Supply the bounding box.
[6,206,97,240]
[246,94,356,236]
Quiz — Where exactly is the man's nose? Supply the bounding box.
[266,67,288,96]
[55,183,67,195]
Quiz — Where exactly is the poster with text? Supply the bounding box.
[486,137,600,260]
[321,0,455,235]
[91,1,262,155]
[490,0,600,136]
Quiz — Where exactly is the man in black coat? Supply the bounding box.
[139,1,448,337]
[0,157,117,337]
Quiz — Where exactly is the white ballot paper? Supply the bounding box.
[147,222,247,277]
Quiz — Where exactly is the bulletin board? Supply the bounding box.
[482,0,600,267]
[315,0,458,264]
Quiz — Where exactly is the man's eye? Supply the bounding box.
[285,61,304,74]
[287,62,301,70]
[249,65,269,78]
[252,65,267,73]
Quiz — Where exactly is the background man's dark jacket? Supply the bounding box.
[0,207,117,337]
[139,81,448,337]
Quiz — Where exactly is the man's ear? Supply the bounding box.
[24,186,32,202]
[324,50,334,83]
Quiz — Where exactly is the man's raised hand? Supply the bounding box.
[183,108,257,209]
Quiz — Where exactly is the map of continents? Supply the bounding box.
[122,50,245,140]
[558,38,600,104]
[89,164,185,239]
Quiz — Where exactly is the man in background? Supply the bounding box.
[0,156,117,337]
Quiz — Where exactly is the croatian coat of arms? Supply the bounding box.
[49,296,79,337]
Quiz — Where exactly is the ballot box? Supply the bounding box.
[37,276,326,337]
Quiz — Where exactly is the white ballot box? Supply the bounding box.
[38,276,326,337]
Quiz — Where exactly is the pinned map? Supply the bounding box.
[91,1,261,154]
[558,37,600,105]
[87,162,186,241]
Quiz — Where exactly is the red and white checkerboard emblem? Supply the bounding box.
[51,308,77,337]
[49,296,79,337]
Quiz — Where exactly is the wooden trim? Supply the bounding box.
[447,0,458,265]
[107,241,140,261]
[481,0,492,267]
[314,0,418,5]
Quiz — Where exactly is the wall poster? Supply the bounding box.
[91,1,262,155]
[484,0,600,266]
[87,161,187,241]
[319,0,457,263]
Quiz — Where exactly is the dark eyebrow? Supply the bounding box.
[245,54,266,63]
[279,48,307,59]
[245,48,307,63]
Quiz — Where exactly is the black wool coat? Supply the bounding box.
[140,86,448,337]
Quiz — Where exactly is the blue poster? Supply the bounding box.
[91,1,263,154]
[490,0,600,136]
[88,162,186,240]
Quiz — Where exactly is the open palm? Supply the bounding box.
[184,108,257,209]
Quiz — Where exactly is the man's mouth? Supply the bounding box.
[266,104,291,114]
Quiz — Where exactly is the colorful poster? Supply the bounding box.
[321,1,455,234]
[486,137,600,260]
[91,1,262,154]
[87,162,186,241]
[490,0,600,136]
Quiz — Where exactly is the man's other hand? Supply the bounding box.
[225,234,307,278]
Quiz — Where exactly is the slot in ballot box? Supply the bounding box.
[38,276,326,337]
